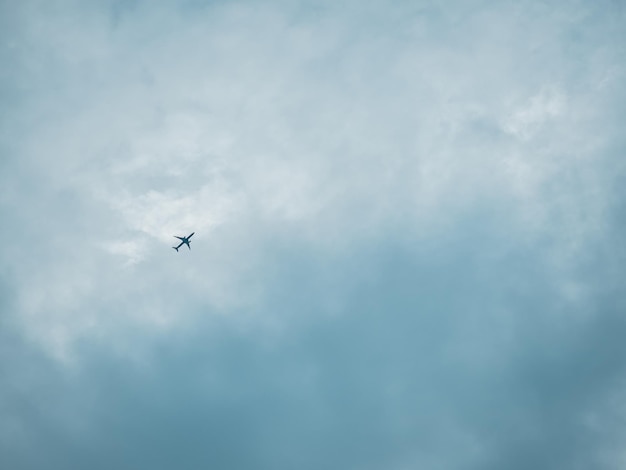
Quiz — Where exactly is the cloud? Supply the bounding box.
[502,87,566,140]
[1,0,625,468]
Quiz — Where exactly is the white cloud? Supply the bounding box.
[3,0,622,358]
[503,87,566,140]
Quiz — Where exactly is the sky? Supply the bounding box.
[1,0,625,468]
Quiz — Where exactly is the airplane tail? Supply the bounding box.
[172,246,179,252]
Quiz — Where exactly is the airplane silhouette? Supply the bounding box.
[173,232,195,251]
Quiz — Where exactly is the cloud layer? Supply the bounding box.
[1,0,625,468]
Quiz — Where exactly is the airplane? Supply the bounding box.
[172,232,195,251]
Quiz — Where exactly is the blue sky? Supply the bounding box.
[1,0,625,468]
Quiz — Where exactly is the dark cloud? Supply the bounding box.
[2,208,625,469]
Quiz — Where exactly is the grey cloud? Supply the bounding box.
[2,224,625,469]
[1,0,625,469]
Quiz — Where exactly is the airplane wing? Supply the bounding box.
[174,236,185,241]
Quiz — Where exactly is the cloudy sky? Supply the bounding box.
[1,0,625,468]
